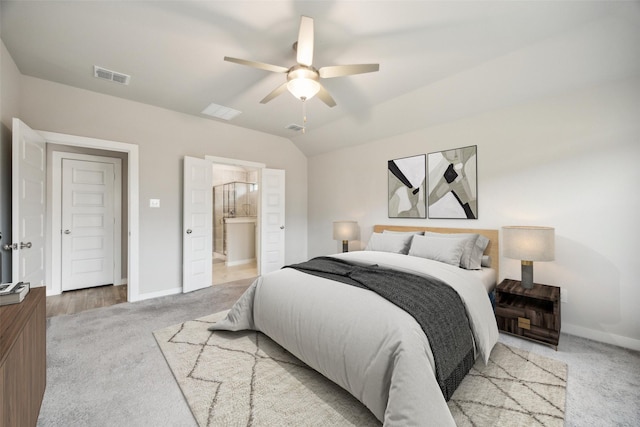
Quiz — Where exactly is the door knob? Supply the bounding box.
[20,242,32,249]
[280,225,285,229]
[64,229,71,234]
[186,229,193,234]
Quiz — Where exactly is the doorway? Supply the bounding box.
[38,129,140,302]
[183,156,284,293]
[212,164,259,285]
[52,153,123,293]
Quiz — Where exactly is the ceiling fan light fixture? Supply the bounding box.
[224,16,378,109]
[287,78,320,100]
[286,66,320,100]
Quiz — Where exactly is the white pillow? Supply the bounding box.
[365,232,414,254]
[382,230,425,236]
[425,232,479,269]
[408,234,467,266]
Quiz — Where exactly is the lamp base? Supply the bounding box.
[521,261,534,289]
[342,240,349,253]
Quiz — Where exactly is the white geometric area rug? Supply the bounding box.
[154,311,567,427]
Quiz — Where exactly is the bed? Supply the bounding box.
[209,225,499,426]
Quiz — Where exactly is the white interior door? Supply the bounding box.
[11,118,47,286]
[183,156,212,293]
[259,168,285,275]
[61,159,115,291]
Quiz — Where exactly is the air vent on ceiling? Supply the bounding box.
[285,123,304,132]
[93,66,131,85]
[201,103,242,120]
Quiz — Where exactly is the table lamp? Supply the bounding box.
[333,221,358,252]
[502,226,555,289]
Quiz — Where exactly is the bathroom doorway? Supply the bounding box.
[212,163,259,285]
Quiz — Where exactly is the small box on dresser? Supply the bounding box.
[495,279,561,349]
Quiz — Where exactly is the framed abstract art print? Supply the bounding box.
[388,154,426,218]
[427,145,478,219]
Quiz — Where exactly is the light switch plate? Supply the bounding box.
[149,199,160,208]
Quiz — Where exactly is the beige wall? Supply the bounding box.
[0,40,22,282]
[17,74,308,296]
[308,75,640,350]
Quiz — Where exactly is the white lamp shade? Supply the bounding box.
[287,78,320,100]
[333,221,358,241]
[287,66,321,100]
[502,226,555,261]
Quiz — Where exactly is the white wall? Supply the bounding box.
[308,75,640,350]
[16,74,308,297]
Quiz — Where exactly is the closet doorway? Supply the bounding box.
[60,157,119,291]
[51,150,124,294]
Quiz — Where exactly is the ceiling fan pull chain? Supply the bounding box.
[301,96,307,134]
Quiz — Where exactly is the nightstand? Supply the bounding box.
[495,279,561,349]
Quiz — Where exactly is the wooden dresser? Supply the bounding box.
[0,287,46,427]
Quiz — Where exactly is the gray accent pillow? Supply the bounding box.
[481,255,492,268]
[473,235,490,269]
[408,234,467,266]
[365,232,414,255]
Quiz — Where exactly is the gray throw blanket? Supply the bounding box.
[285,256,475,401]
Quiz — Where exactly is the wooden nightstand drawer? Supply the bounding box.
[495,296,558,330]
[495,279,561,349]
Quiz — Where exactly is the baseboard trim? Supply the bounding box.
[135,286,182,302]
[562,322,640,351]
[226,258,256,267]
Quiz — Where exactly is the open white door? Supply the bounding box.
[11,118,47,286]
[183,156,213,293]
[259,168,285,275]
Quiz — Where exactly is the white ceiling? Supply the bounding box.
[2,1,639,156]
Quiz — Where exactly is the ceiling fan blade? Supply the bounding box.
[316,84,336,108]
[224,56,288,74]
[318,64,380,79]
[296,16,314,67]
[260,82,289,104]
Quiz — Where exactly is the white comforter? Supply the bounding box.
[209,251,499,426]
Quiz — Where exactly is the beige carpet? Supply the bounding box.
[154,311,567,426]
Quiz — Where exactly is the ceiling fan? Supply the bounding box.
[224,15,379,108]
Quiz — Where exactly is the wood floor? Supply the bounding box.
[46,284,128,318]
[46,260,258,318]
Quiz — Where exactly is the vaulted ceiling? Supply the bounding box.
[2,1,639,156]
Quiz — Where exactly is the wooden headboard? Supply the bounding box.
[373,225,499,275]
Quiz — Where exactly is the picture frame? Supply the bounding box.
[427,145,478,219]
[388,154,426,218]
